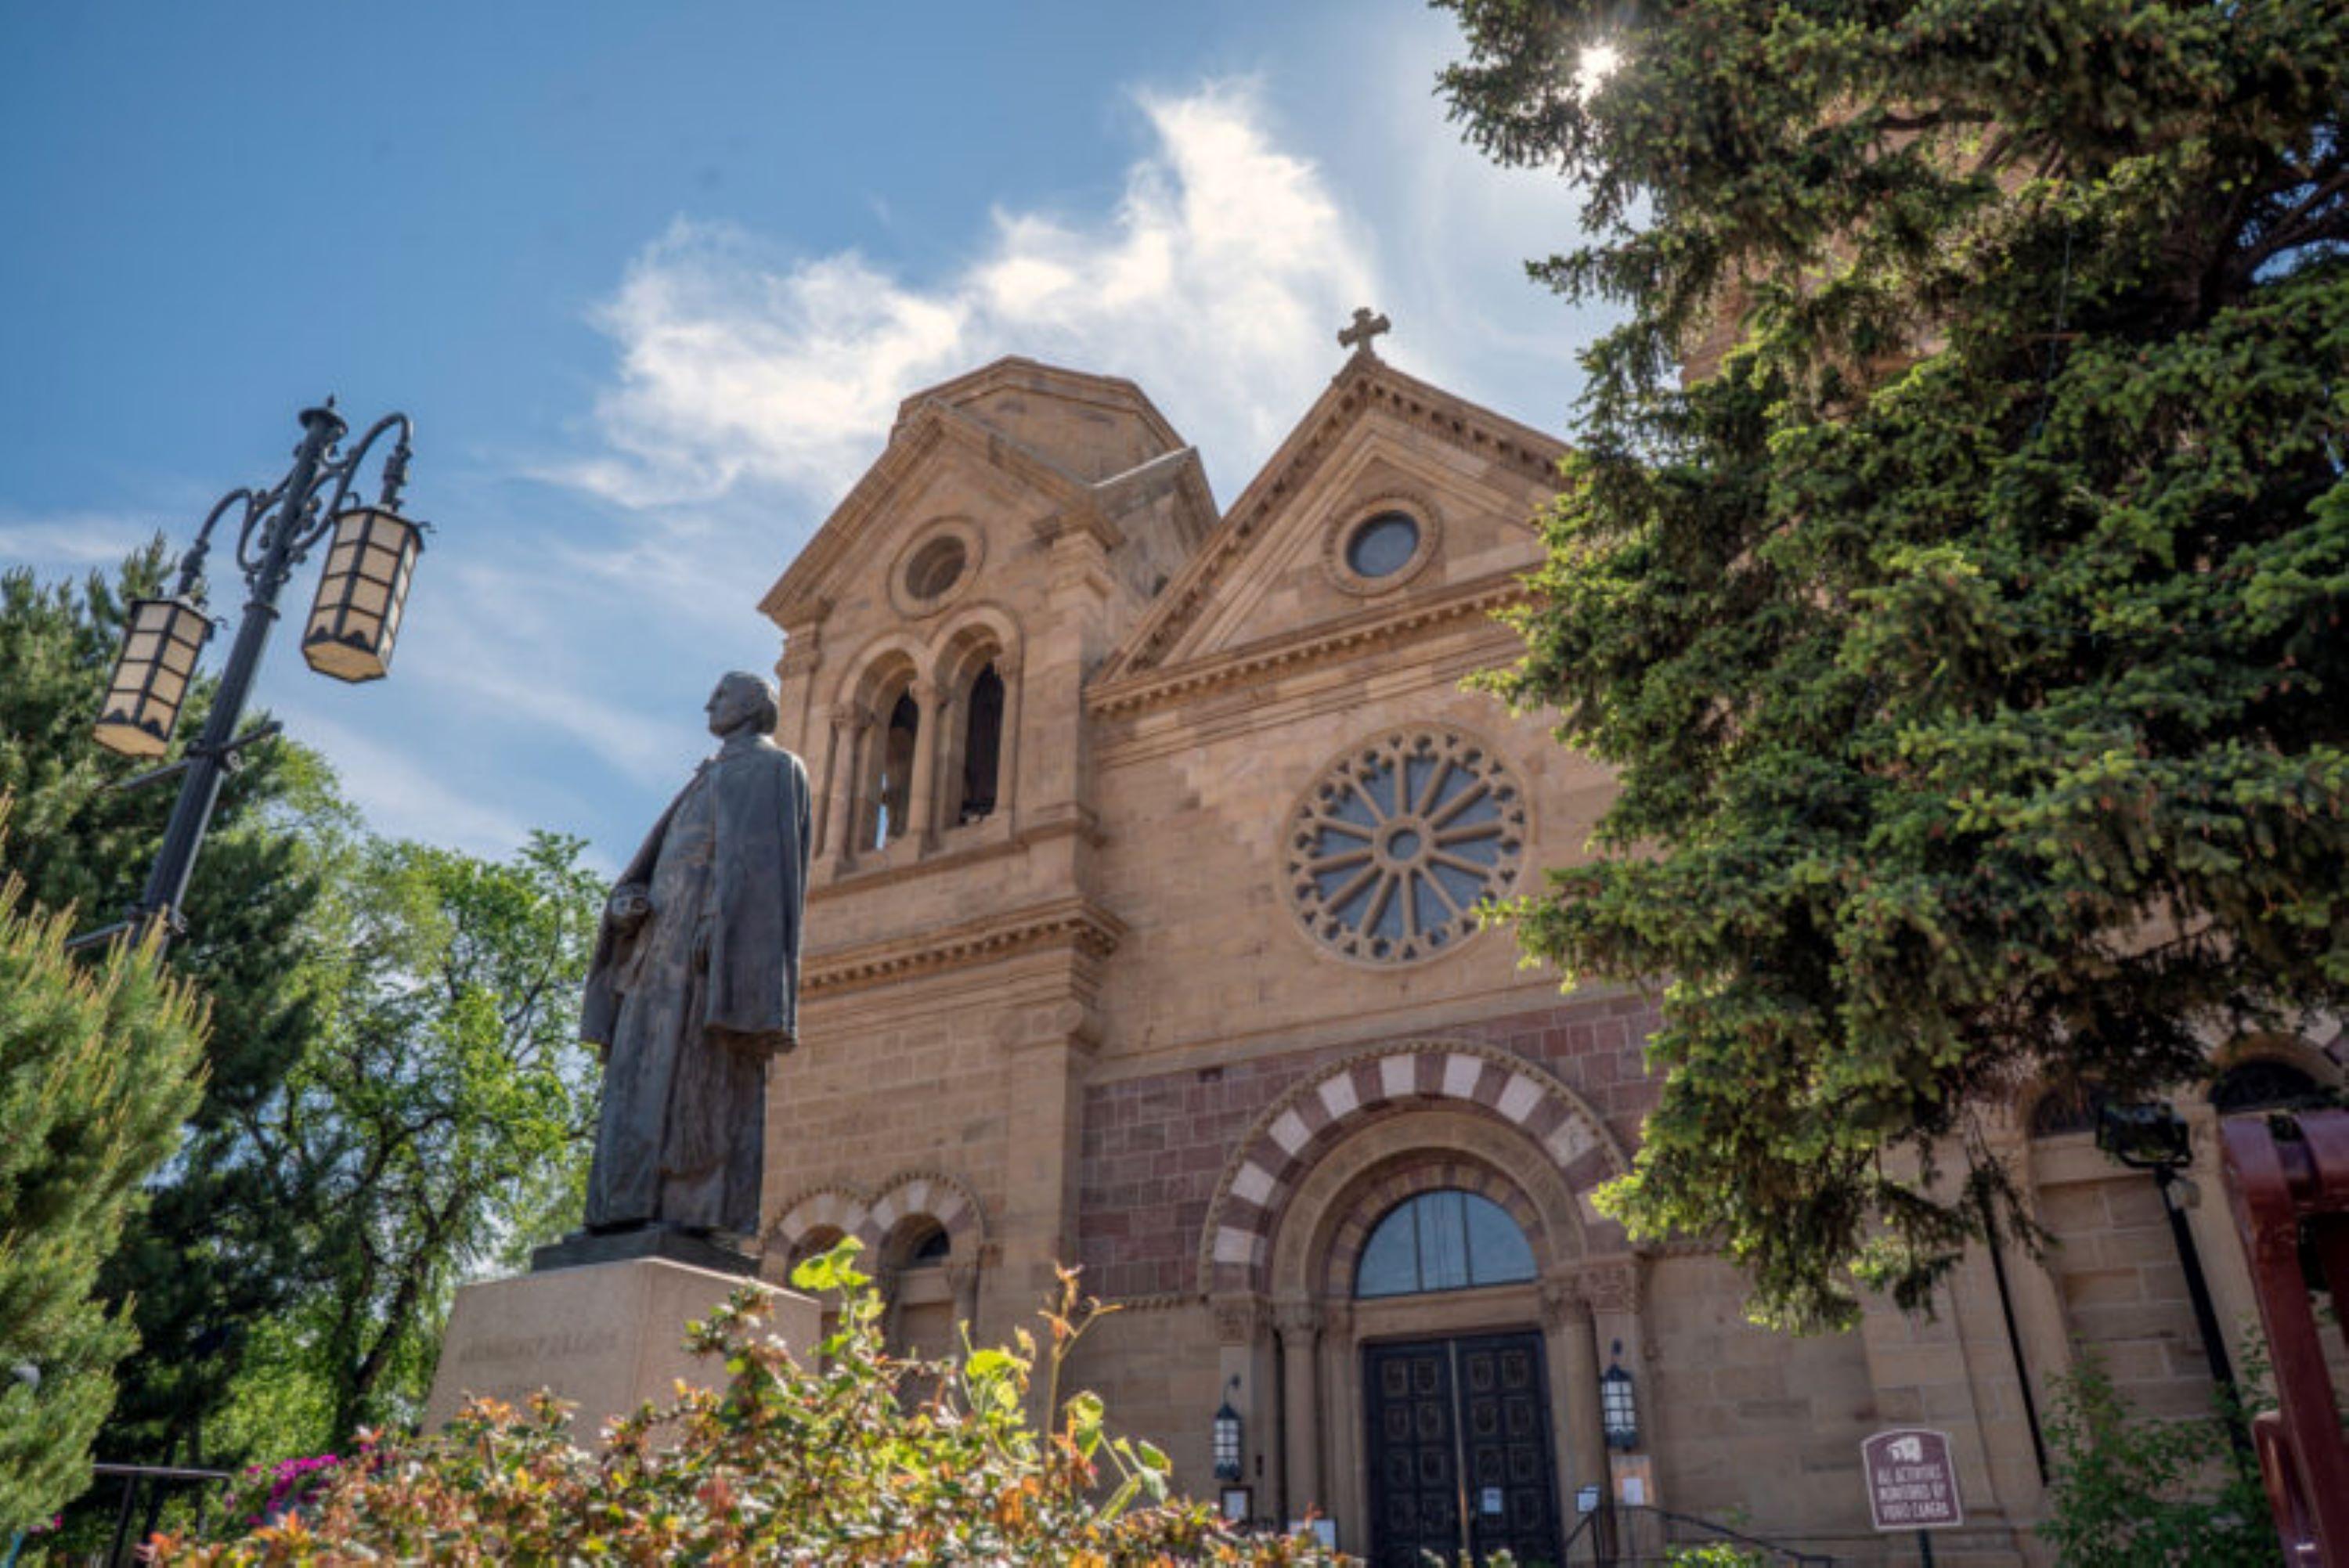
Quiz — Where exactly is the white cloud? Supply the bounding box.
[280,705,538,861]
[394,555,685,789]
[0,511,166,570]
[555,80,1378,515]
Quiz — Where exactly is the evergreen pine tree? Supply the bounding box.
[0,831,207,1530]
[0,553,334,1459]
[1438,0,2349,1326]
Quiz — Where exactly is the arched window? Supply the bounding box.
[905,1224,951,1267]
[958,664,1004,823]
[2210,1059,2326,1114]
[1355,1189,1536,1299]
[2028,1082,2105,1139]
[873,687,919,848]
[788,1225,846,1274]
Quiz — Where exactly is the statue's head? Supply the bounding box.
[705,671,779,738]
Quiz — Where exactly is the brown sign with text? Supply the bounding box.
[1862,1429,1962,1531]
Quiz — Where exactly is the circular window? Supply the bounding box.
[1345,512,1420,579]
[904,536,968,601]
[1283,728,1528,964]
[1322,496,1441,594]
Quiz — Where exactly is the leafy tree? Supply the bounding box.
[149,1243,1344,1567]
[0,822,209,1530]
[0,551,338,1462]
[245,831,604,1445]
[1439,0,2349,1325]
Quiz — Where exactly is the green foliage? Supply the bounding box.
[0,550,341,1462]
[2037,1348,2279,1566]
[150,1242,1345,1566]
[0,816,209,1529]
[1439,0,2349,1325]
[242,830,606,1447]
[1667,1548,1770,1568]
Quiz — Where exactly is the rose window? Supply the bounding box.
[1284,729,1527,964]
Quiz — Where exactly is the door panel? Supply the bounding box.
[1363,1340,1460,1568]
[1456,1333,1560,1563]
[1363,1332,1560,1567]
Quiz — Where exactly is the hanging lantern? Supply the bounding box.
[1213,1381,1244,1482]
[1600,1343,1640,1451]
[94,597,211,759]
[302,506,424,682]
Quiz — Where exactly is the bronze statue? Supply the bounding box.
[574,671,810,1253]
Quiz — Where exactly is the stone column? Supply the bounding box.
[994,657,1023,820]
[1214,1295,1272,1518]
[1544,1278,1608,1521]
[1276,1302,1322,1523]
[947,1259,982,1340]
[770,607,825,758]
[1316,1302,1359,1545]
[826,703,869,869]
[811,705,843,860]
[904,679,944,849]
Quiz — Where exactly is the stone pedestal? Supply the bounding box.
[422,1256,821,1444]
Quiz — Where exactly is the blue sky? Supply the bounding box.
[2,1,1615,871]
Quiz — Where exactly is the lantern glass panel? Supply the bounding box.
[304,508,424,683]
[1600,1366,1638,1450]
[95,597,209,758]
[1212,1402,1243,1481]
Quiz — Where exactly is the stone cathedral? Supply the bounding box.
[746,324,2342,1566]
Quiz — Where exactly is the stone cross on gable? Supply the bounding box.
[1338,306,1391,358]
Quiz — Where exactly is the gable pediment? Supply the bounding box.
[758,402,1094,632]
[1094,354,1567,683]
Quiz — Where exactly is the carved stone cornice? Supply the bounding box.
[1272,1301,1322,1342]
[1544,1257,1643,1317]
[801,896,1126,999]
[1086,572,1528,719]
[1211,1293,1270,1345]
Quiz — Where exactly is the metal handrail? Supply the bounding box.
[83,1461,235,1566]
[1557,1501,1844,1566]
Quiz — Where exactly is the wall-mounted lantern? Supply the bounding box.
[1213,1375,1244,1482]
[1600,1341,1640,1451]
[2096,1099,2193,1171]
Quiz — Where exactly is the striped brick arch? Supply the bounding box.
[771,1169,986,1268]
[1197,1042,1629,1296]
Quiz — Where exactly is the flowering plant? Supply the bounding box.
[150,1241,1345,1565]
[230,1452,351,1527]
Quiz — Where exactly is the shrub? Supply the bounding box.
[2037,1346,2279,1567]
[149,1242,1345,1565]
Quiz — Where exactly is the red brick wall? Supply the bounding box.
[1076,993,1664,1299]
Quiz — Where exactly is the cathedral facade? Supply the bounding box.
[749,333,2340,1566]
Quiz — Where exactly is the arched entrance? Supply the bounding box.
[1198,1044,1649,1563]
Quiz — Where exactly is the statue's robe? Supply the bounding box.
[580,730,810,1236]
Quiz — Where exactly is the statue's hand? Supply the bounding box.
[606,884,652,934]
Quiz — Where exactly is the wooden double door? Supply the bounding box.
[1362,1330,1562,1566]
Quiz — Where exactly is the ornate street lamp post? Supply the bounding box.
[79,400,426,953]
